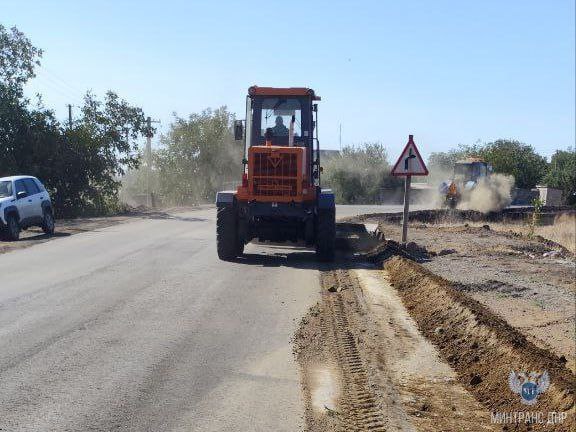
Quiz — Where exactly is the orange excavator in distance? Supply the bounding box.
[215,86,335,261]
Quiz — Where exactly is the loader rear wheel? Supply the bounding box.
[217,205,242,261]
[316,208,335,262]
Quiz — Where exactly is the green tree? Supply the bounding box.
[475,139,547,189]
[322,142,401,204]
[151,107,242,204]
[0,24,42,92]
[428,140,548,190]
[0,25,151,216]
[52,91,151,215]
[544,148,576,205]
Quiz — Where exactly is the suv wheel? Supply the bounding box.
[4,214,20,241]
[41,209,55,235]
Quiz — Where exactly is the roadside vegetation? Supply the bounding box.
[474,213,576,254]
[121,108,242,206]
[323,139,574,207]
[0,25,152,217]
[321,142,402,204]
[3,25,573,213]
[544,148,576,205]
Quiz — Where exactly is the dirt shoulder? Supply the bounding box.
[295,213,574,431]
[0,206,212,256]
[385,257,574,431]
[295,267,500,431]
[373,220,575,373]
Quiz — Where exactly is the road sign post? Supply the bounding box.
[391,135,429,244]
[401,175,411,243]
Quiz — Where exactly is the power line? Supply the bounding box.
[33,72,84,105]
[40,65,85,96]
[35,68,81,96]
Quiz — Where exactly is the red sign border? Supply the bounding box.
[391,135,429,176]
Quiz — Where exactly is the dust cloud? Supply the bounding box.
[458,174,514,213]
[422,167,457,208]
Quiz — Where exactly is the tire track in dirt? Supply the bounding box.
[295,269,394,431]
[296,267,499,431]
[322,273,387,431]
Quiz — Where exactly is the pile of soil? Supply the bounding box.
[350,207,574,226]
[385,256,575,431]
[361,239,430,263]
[370,220,575,368]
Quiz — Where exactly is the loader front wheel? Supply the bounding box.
[316,208,335,262]
[217,205,242,261]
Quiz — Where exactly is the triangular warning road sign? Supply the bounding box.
[391,135,429,176]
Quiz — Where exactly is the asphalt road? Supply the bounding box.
[0,205,402,431]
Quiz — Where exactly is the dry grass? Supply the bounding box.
[427,212,576,253]
[469,213,575,253]
[535,213,576,253]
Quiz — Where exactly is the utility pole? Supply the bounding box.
[67,104,73,129]
[339,123,342,151]
[145,116,160,208]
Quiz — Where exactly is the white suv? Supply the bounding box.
[0,176,55,241]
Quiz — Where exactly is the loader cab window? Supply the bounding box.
[454,164,472,181]
[454,162,485,181]
[257,97,303,145]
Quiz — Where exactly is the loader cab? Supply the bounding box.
[249,96,312,147]
[454,159,491,182]
[245,86,317,148]
[241,86,320,182]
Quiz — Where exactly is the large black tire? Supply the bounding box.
[41,208,55,235]
[217,205,242,260]
[446,197,458,209]
[3,214,20,241]
[315,208,335,262]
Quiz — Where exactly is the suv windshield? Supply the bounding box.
[0,181,13,198]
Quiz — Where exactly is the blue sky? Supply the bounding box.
[3,0,574,160]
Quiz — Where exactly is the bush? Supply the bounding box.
[1,25,151,217]
[322,143,401,204]
[122,107,242,206]
[544,148,576,205]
